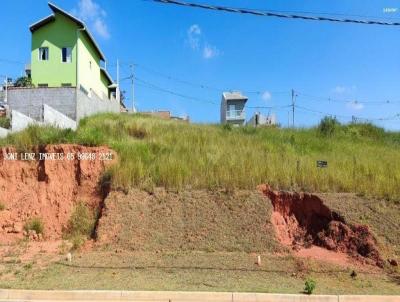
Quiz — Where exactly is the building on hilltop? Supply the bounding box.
[29,2,117,101]
[247,112,277,127]
[220,91,248,126]
[1,2,121,136]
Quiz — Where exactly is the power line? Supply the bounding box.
[297,92,400,105]
[117,61,289,95]
[295,105,400,121]
[149,0,400,26]
[133,75,292,110]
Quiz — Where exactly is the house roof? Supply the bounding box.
[29,2,106,62]
[222,91,248,101]
[100,67,115,86]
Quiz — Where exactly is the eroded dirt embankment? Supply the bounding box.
[0,145,115,243]
[259,184,383,267]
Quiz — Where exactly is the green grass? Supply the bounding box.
[1,251,399,294]
[64,201,97,250]
[1,113,399,200]
[23,218,44,235]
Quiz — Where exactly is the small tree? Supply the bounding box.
[13,76,33,88]
[318,116,340,137]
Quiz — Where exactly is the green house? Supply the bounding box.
[29,2,116,101]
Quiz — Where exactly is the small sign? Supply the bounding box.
[317,160,328,168]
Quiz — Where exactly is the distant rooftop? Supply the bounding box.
[222,91,248,101]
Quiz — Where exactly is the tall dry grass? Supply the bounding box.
[1,113,399,200]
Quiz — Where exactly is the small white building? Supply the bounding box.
[220,91,248,126]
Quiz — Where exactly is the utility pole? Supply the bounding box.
[130,64,137,113]
[4,75,8,103]
[116,59,120,102]
[291,89,295,127]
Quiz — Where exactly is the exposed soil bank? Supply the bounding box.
[0,145,115,243]
[259,185,384,267]
[96,188,280,252]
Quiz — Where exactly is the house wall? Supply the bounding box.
[76,89,120,121]
[77,32,108,100]
[7,87,119,125]
[31,13,77,87]
[7,87,76,121]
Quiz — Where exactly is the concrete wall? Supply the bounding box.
[11,110,39,132]
[7,87,76,121]
[76,88,119,121]
[0,290,398,302]
[43,104,77,130]
[0,127,9,138]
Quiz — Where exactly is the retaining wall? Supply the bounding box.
[76,89,120,121]
[11,110,39,132]
[0,127,9,138]
[43,104,77,130]
[7,87,76,121]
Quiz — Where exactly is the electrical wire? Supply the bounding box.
[149,0,400,26]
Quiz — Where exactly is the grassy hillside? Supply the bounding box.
[1,113,399,200]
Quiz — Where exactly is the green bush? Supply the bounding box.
[67,201,96,238]
[318,116,340,136]
[304,278,316,295]
[24,217,44,234]
[0,117,10,129]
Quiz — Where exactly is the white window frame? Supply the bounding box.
[38,47,49,61]
[61,47,72,63]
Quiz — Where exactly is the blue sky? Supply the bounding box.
[1,0,400,129]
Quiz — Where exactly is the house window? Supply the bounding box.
[38,47,49,61]
[61,47,72,63]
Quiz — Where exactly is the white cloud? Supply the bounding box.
[261,91,272,101]
[332,85,357,95]
[203,44,219,59]
[72,0,110,39]
[187,24,219,60]
[346,101,364,111]
[187,24,201,49]
[93,19,110,39]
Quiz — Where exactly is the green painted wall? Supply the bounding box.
[100,71,111,99]
[31,13,77,87]
[31,11,111,100]
[77,32,109,100]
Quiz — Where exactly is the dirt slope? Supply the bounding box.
[260,185,388,267]
[0,145,114,243]
[96,188,281,253]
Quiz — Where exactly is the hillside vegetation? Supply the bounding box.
[1,113,399,200]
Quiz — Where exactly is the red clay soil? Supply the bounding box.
[0,145,115,243]
[259,184,384,267]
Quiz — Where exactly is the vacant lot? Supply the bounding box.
[1,113,399,200]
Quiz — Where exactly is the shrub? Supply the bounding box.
[0,117,11,129]
[318,116,340,136]
[0,202,5,211]
[67,201,96,238]
[71,235,86,250]
[24,217,44,234]
[304,278,316,295]
[221,123,232,131]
